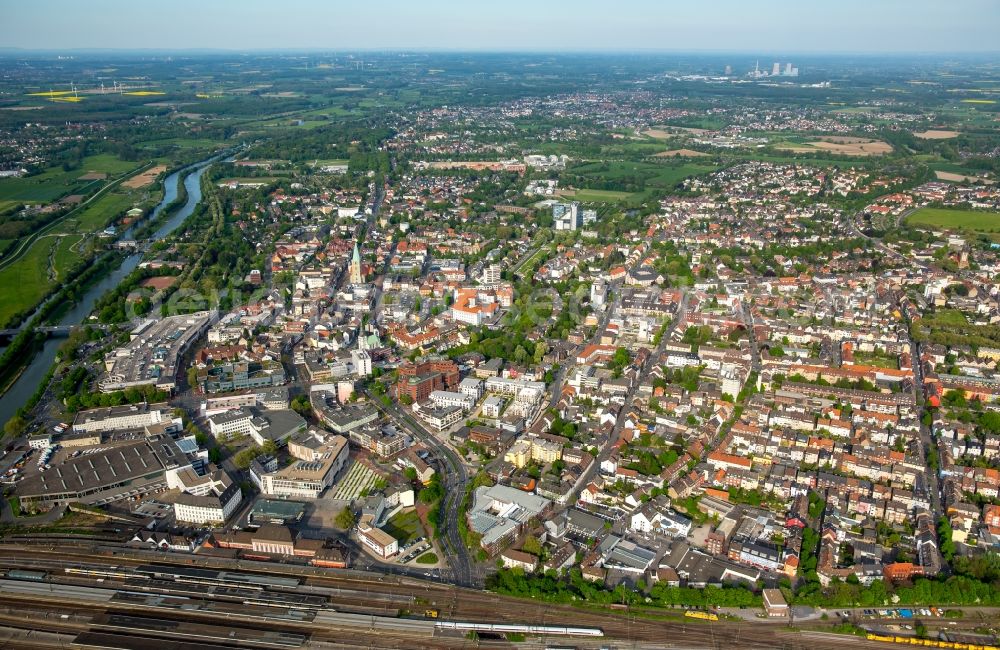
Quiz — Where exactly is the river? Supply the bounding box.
[0,157,218,427]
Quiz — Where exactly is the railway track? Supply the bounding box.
[0,545,990,650]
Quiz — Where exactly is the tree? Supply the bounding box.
[521,536,543,557]
[290,395,312,418]
[4,415,28,438]
[533,342,548,364]
[335,506,357,529]
[234,446,263,470]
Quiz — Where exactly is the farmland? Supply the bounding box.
[775,137,893,156]
[914,130,960,139]
[0,154,141,204]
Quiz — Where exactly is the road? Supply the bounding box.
[570,288,691,506]
[910,338,945,532]
[846,208,944,527]
[741,298,762,374]
[365,389,478,588]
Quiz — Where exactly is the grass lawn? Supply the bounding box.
[382,509,423,545]
[927,309,968,326]
[50,191,135,236]
[906,208,1000,235]
[0,183,143,325]
[853,351,900,370]
[416,552,438,564]
[52,235,84,281]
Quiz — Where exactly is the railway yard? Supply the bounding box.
[0,543,995,649]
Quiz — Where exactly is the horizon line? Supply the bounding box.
[1,47,999,57]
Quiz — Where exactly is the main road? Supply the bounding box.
[365,389,477,588]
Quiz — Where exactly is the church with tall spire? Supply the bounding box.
[348,241,363,284]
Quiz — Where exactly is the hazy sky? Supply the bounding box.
[1,0,998,53]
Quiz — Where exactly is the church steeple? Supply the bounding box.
[349,241,363,284]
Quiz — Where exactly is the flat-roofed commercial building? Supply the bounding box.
[207,408,306,446]
[99,312,215,394]
[173,475,242,525]
[259,435,348,499]
[72,402,171,434]
[358,525,398,559]
[15,435,189,508]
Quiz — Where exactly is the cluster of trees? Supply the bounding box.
[64,385,170,413]
[448,328,535,363]
[547,415,578,441]
[794,573,1000,608]
[457,471,494,557]
[681,325,714,350]
[488,567,761,609]
[233,440,279,470]
[937,517,956,562]
[92,266,183,324]
[785,373,878,393]
[622,447,678,477]
[654,365,702,393]
[912,314,1000,350]
[335,506,357,530]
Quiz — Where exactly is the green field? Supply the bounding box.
[566,161,718,200]
[137,136,222,151]
[926,308,968,326]
[217,177,278,186]
[0,163,149,326]
[566,189,637,203]
[382,509,423,545]
[0,231,86,325]
[906,208,1000,234]
[0,236,58,326]
[64,192,134,234]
